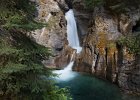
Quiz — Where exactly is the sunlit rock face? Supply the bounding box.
[31,0,67,68]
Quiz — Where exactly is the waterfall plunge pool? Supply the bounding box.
[53,71,140,100]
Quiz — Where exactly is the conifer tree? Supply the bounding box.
[0,0,71,100]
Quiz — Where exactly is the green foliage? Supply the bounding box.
[84,0,104,10]
[118,34,140,54]
[105,0,140,13]
[0,0,46,31]
[43,87,72,100]
[0,31,72,100]
[0,32,50,99]
[0,0,71,100]
[3,14,47,31]
[84,0,140,13]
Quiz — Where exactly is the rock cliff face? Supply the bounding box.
[72,2,140,94]
[31,0,78,69]
[31,0,68,68]
[73,0,91,36]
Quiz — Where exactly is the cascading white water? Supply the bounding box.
[53,9,82,81]
[53,51,76,81]
[53,61,75,81]
[65,9,82,53]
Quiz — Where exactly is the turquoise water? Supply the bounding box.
[55,72,140,100]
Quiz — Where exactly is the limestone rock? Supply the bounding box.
[31,0,67,68]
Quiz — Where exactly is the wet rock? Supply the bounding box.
[55,45,76,69]
[72,0,91,42]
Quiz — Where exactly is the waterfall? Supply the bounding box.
[65,9,82,53]
[53,51,76,81]
[63,51,75,71]
[53,9,82,81]
[53,62,75,81]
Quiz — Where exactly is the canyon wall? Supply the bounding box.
[30,0,82,69]
[32,0,140,95]
[72,0,140,94]
[31,0,71,68]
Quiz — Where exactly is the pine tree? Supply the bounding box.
[0,0,71,99]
